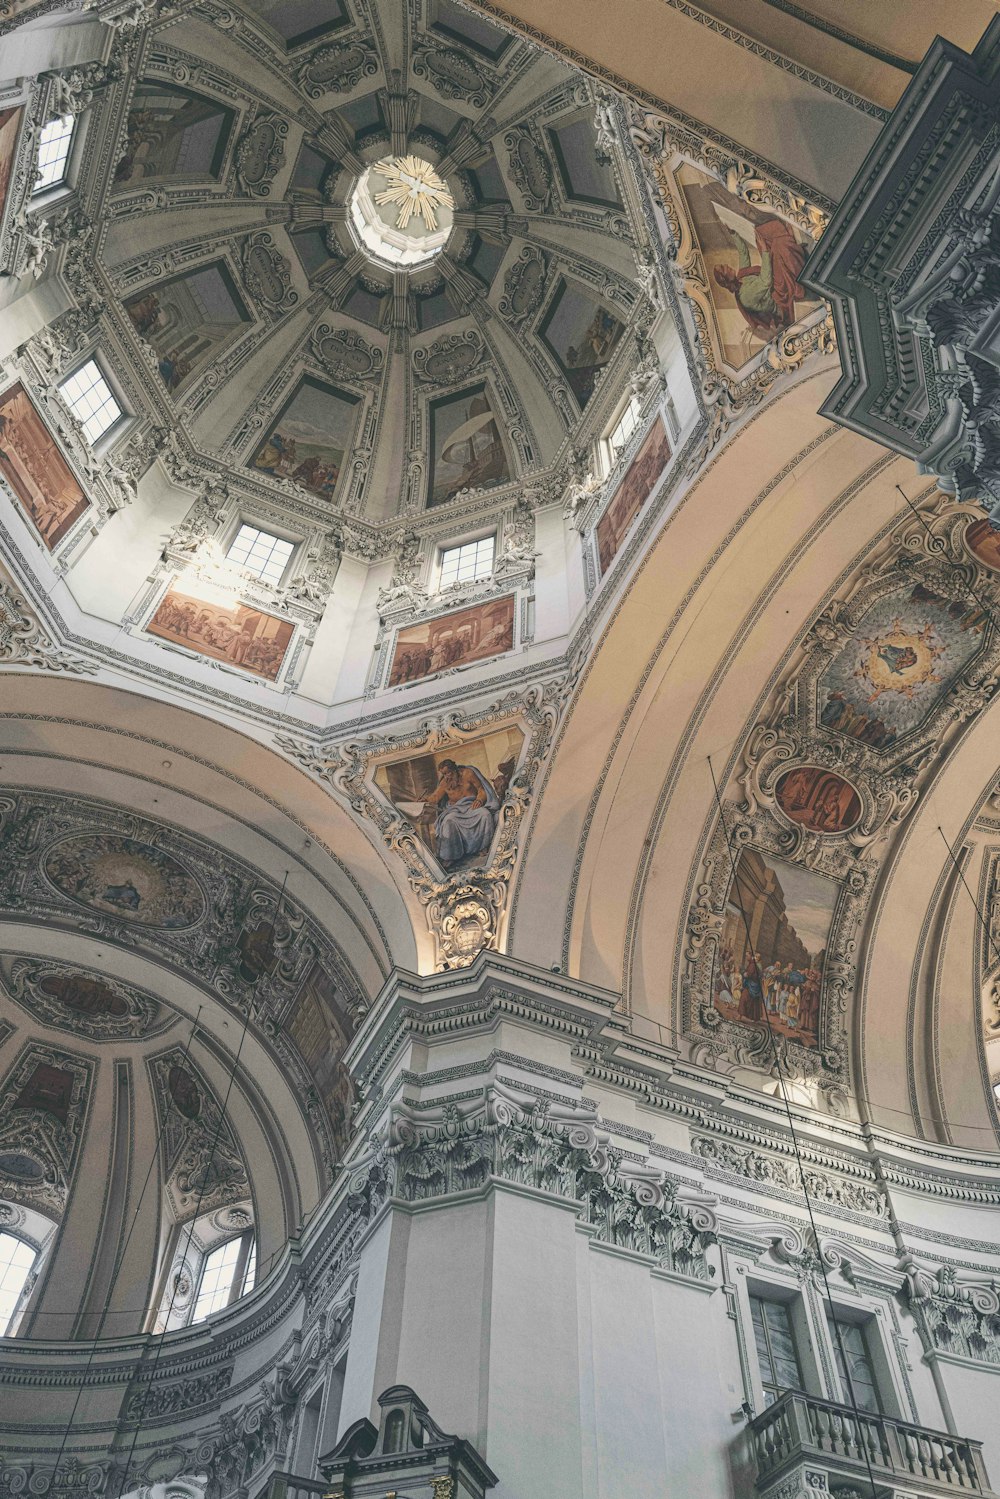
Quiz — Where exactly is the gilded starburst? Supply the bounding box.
[373,155,454,233]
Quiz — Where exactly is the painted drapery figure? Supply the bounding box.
[713,212,807,337]
[423,759,500,868]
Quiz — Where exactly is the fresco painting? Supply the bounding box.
[676,162,818,370]
[43,835,206,929]
[596,415,672,574]
[538,278,625,409]
[124,262,250,392]
[714,848,838,1047]
[287,963,355,1157]
[388,596,515,685]
[251,376,358,501]
[147,587,295,681]
[818,582,987,750]
[775,767,862,836]
[114,86,234,184]
[14,1064,74,1124]
[0,108,23,226]
[0,382,89,547]
[245,0,348,45]
[964,517,1000,573]
[427,384,510,507]
[374,725,523,871]
[39,972,129,1018]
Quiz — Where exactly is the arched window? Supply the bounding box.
[151,1206,256,1333]
[0,1233,37,1336]
[191,1231,255,1323]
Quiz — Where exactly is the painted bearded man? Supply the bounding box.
[714,215,808,338]
[423,758,500,869]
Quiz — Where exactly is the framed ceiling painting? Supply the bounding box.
[426,383,511,507]
[644,137,830,391]
[387,595,516,686]
[124,261,251,394]
[0,382,90,548]
[249,375,359,503]
[145,585,295,682]
[114,85,236,185]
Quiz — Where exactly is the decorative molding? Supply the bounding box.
[901,1254,1000,1366]
[2,957,174,1041]
[348,1078,718,1279]
[277,685,560,969]
[148,1048,250,1221]
[0,1041,94,1216]
[0,569,95,676]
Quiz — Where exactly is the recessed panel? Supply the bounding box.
[538,279,625,411]
[427,383,510,506]
[250,376,359,501]
[115,86,235,184]
[124,262,251,393]
[0,382,89,548]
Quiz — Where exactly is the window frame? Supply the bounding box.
[32,112,78,197]
[224,519,299,586]
[603,392,643,472]
[58,355,127,448]
[0,1231,38,1337]
[437,531,496,589]
[749,1290,806,1407]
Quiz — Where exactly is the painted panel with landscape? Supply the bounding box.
[538,277,624,409]
[286,963,354,1157]
[817,581,987,750]
[427,384,510,507]
[676,162,818,372]
[388,596,515,685]
[114,86,234,184]
[374,725,523,871]
[0,383,89,547]
[250,376,358,502]
[713,848,837,1048]
[146,588,294,681]
[597,415,671,574]
[125,262,250,393]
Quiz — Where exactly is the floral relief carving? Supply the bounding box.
[901,1255,1000,1366]
[348,1079,717,1279]
[148,1049,250,1220]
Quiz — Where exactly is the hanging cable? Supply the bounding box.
[110,875,289,1493]
[708,756,879,1498]
[47,1004,204,1484]
[110,872,289,1498]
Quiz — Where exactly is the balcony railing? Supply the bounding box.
[261,1475,330,1499]
[752,1391,995,1495]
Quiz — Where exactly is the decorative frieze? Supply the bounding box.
[347,1079,718,1280]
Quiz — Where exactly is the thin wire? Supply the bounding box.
[46,1005,204,1481]
[894,485,1000,635]
[708,756,879,1496]
[111,873,289,1498]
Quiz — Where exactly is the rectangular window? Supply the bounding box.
[607,393,641,463]
[58,359,124,444]
[34,115,75,192]
[0,1233,36,1335]
[192,1237,242,1322]
[827,1313,882,1413]
[439,534,495,587]
[750,1294,804,1407]
[226,523,295,585]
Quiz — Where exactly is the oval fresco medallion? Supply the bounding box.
[43,834,206,929]
[775,767,862,835]
[964,517,1000,572]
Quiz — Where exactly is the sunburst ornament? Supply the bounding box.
[372,154,454,232]
[350,154,455,268]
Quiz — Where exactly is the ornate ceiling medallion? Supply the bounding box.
[349,155,454,269]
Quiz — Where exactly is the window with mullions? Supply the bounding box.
[34,115,75,192]
[439,534,495,587]
[750,1294,804,1407]
[606,394,641,465]
[827,1312,882,1413]
[226,523,295,585]
[191,1232,256,1325]
[58,360,124,445]
[0,1233,36,1336]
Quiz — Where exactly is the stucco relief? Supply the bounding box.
[278,685,559,969]
[148,1049,249,1220]
[0,1041,94,1215]
[686,497,1000,1095]
[628,102,834,459]
[2,957,174,1040]
[0,789,364,1176]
